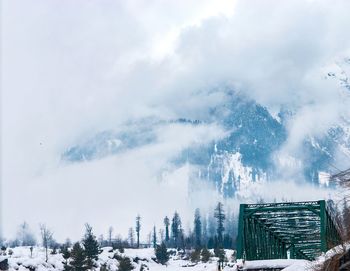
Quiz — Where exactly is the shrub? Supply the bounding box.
[155,242,169,265]
[190,249,201,263]
[201,247,211,263]
[118,256,134,271]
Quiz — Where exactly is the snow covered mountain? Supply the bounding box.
[62,58,350,199]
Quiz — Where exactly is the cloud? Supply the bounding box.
[2,0,350,240]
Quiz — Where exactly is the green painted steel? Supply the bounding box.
[237,200,342,260]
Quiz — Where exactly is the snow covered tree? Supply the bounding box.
[82,224,99,269]
[118,256,134,271]
[214,202,225,247]
[40,224,53,262]
[155,242,169,265]
[135,215,141,248]
[194,208,202,248]
[163,216,170,243]
[70,242,86,271]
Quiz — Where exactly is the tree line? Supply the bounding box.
[97,202,237,251]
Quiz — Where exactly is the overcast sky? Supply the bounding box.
[2,0,350,242]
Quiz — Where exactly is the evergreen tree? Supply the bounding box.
[207,212,216,241]
[225,209,236,248]
[201,215,208,247]
[61,244,71,264]
[179,226,185,252]
[118,256,134,271]
[163,217,170,242]
[82,224,99,270]
[155,242,169,265]
[135,215,141,249]
[201,247,211,263]
[194,208,202,248]
[190,249,201,263]
[152,226,157,248]
[215,247,226,269]
[171,212,181,248]
[214,202,225,247]
[223,233,232,249]
[70,242,87,271]
[207,236,214,249]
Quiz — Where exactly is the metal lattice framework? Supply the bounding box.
[237,200,342,261]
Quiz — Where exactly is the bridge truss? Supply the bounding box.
[237,200,342,261]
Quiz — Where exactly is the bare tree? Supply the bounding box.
[316,168,350,270]
[135,215,141,248]
[40,224,53,262]
[332,168,350,241]
[147,231,152,248]
[158,228,165,243]
[108,226,113,246]
[17,222,36,246]
[128,227,135,248]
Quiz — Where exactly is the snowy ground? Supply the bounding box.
[0,246,313,271]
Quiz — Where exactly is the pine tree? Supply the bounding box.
[163,217,170,242]
[152,226,157,248]
[194,208,202,248]
[201,247,211,263]
[70,242,87,271]
[190,249,201,263]
[135,215,141,249]
[215,247,226,269]
[155,242,169,265]
[171,212,181,248]
[61,244,71,264]
[118,256,134,271]
[179,226,185,252]
[202,215,208,247]
[82,224,99,269]
[214,202,225,247]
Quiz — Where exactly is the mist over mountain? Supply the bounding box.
[63,56,350,200]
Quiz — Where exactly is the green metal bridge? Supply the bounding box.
[237,200,342,261]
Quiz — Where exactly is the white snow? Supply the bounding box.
[5,245,349,271]
[318,171,330,186]
[3,247,237,271]
[208,151,267,198]
[243,259,310,270]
